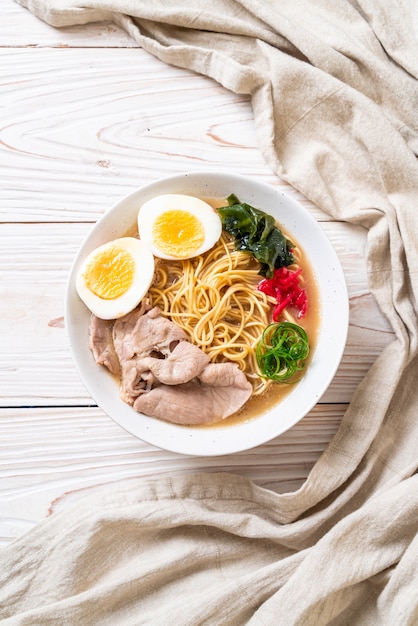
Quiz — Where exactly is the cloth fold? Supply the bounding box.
[1,472,418,624]
[4,0,418,623]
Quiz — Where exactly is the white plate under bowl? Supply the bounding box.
[66,172,349,456]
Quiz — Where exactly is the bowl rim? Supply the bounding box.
[65,171,349,456]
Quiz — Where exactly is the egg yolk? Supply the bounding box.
[152,210,204,257]
[83,245,135,299]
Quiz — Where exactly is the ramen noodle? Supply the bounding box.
[148,231,310,397]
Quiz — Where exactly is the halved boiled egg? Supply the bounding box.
[76,237,154,320]
[137,194,222,260]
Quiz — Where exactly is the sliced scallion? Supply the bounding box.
[256,322,309,382]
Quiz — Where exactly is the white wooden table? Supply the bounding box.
[0,1,394,547]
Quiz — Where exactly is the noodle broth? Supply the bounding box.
[131,196,320,427]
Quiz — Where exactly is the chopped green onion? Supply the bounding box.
[256,322,310,382]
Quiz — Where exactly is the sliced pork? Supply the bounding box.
[134,340,210,386]
[88,305,252,424]
[133,363,252,425]
[88,315,119,376]
[112,306,191,404]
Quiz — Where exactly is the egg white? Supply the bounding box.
[137,194,222,260]
[76,237,155,320]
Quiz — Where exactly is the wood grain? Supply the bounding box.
[0,404,343,545]
[1,47,323,223]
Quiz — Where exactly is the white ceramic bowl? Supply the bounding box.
[66,172,349,456]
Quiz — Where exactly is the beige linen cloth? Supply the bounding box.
[2,1,418,624]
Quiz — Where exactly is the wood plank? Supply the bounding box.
[0,2,138,47]
[0,403,344,545]
[0,222,394,407]
[0,46,326,223]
